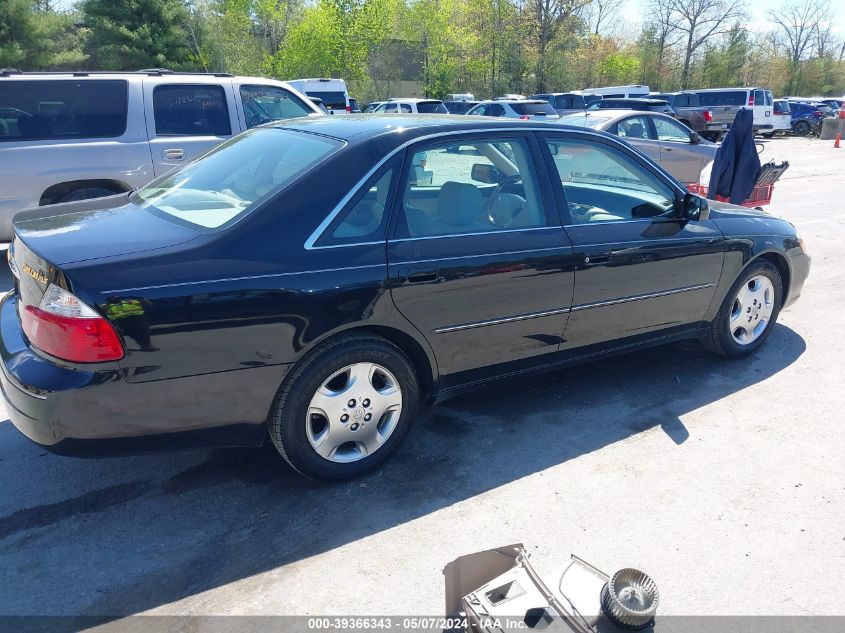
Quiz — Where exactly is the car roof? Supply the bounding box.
[477,99,547,105]
[387,98,442,103]
[270,114,569,143]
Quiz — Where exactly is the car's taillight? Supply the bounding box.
[703,110,712,122]
[748,95,754,106]
[346,105,351,113]
[519,115,530,120]
[21,284,123,363]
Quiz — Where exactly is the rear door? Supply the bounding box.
[753,89,772,129]
[144,79,237,176]
[612,115,662,165]
[386,132,575,387]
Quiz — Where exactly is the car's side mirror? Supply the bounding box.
[689,132,701,144]
[471,163,502,184]
[682,193,709,221]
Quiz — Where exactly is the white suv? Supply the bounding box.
[0,70,322,240]
[372,98,448,114]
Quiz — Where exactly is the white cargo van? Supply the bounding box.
[582,84,650,98]
[0,70,322,240]
[286,78,351,114]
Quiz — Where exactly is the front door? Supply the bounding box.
[387,133,575,387]
[651,114,710,183]
[541,133,725,350]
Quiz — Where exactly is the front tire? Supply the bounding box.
[268,334,419,481]
[700,260,783,358]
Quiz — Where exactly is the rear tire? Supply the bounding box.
[700,260,783,358]
[268,334,419,481]
[793,121,810,136]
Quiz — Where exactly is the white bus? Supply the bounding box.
[286,78,351,114]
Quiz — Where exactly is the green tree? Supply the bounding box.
[81,0,195,70]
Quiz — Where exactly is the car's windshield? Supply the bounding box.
[132,128,342,229]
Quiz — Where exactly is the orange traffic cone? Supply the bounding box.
[836,133,841,149]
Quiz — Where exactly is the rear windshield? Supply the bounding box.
[306,91,346,109]
[133,129,342,229]
[560,114,611,128]
[510,102,557,115]
[444,101,475,114]
[417,101,448,114]
[0,79,127,142]
[697,91,747,106]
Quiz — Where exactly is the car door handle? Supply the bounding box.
[162,148,185,161]
[583,252,610,266]
[663,146,674,152]
[406,268,439,283]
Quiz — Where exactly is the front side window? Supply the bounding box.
[240,85,312,128]
[545,137,676,225]
[133,128,342,229]
[0,80,127,142]
[397,138,547,238]
[615,116,651,140]
[153,84,231,136]
[653,116,691,142]
[399,103,412,113]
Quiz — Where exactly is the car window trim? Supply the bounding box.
[305,127,589,250]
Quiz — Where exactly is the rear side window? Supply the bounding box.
[698,91,746,106]
[306,91,346,109]
[0,80,127,142]
[554,95,576,109]
[774,101,791,114]
[240,85,312,128]
[510,102,557,115]
[417,101,447,114]
[754,90,765,106]
[133,128,342,229]
[153,84,231,136]
[316,163,398,246]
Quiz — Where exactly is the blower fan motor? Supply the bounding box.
[600,567,660,630]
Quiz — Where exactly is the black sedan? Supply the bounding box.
[1,116,810,480]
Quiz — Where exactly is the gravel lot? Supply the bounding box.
[0,136,843,620]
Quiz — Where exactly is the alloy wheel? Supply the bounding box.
[729,275,775,345]
[305,362,403,463]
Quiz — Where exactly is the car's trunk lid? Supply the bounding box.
[10,198,201,310]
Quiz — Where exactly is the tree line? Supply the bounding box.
[1,0,843,104]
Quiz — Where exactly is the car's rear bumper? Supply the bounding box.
[0,293,285,455]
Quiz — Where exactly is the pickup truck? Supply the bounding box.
[650,92,715,139]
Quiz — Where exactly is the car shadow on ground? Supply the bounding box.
[0,324,805,618]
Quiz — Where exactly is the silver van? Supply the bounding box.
[0,70,322,240]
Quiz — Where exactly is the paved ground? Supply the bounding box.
[0,137,843,619]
